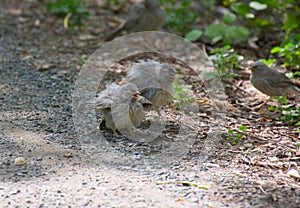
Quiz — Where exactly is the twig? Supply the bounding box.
[156,181,210,189]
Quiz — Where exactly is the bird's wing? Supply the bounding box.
[127,62,159,90]
[137,95,152,105]
[110,102,133,130]
[268,68,295,88]
[137,95,152,109]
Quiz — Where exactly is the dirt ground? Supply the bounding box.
[1,0,300,207]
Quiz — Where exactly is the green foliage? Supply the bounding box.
[290,71,300,79]
[227,126,247,145]
[260,58,276,66]
[269,96,300,126]
[204,12,250,44]
[161,0,198,35]
[209,45,244,80]
[271,34,300,69]
[230,0,300,32]
[173,81,195,110]
[46,0,89,28]
[270,96,288,105]
[185,29,203,42]
[279,106,300,126]
[80,55,88,64]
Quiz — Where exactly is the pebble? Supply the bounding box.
[14,157,26,166]
[36,156,43,161]
[189,197,199,203]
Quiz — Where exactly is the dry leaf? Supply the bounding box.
[176,198,185,203]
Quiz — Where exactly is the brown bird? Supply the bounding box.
[105,0,165,41]
[126,60,176,110]
[249,61,300,96]
[95,83,149,134]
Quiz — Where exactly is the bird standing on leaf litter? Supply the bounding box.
[249,61,300,108]
[105,0,166,41]
[249,61,300,96]
[126,60,176,110]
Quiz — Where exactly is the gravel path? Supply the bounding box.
[0,124,200,208]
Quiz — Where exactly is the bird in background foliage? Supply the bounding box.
[105,0,165,41]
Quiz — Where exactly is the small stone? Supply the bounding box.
[189,197,199,203]
[4,160,11,165]
[14,157,26,166]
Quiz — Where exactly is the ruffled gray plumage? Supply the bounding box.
[95,83,148,133]
[126,60,175,108]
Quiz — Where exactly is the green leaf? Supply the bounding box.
[269,105,276,111]
[204,24,226,43]
[282,12,299,33]
[270,47,282,53]
[225,26,250,43]
[239,126,247,132]
[261,58,276,66]
[223,12,237,25]
[230,2,251,16]
[212,36,223,44]
[271,96,288,104]
[293,71,300,77]
[185,29,203,42]
[249,1,268,10]
[259,0,280,8]
[228,129,234,134]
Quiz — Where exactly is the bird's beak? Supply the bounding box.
[132,91,140,100]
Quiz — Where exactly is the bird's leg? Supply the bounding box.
[260,97,271,108]
[98,119,105,128]
[99,119,120,136]
[112,128,120,136]
[254,97,271,110]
